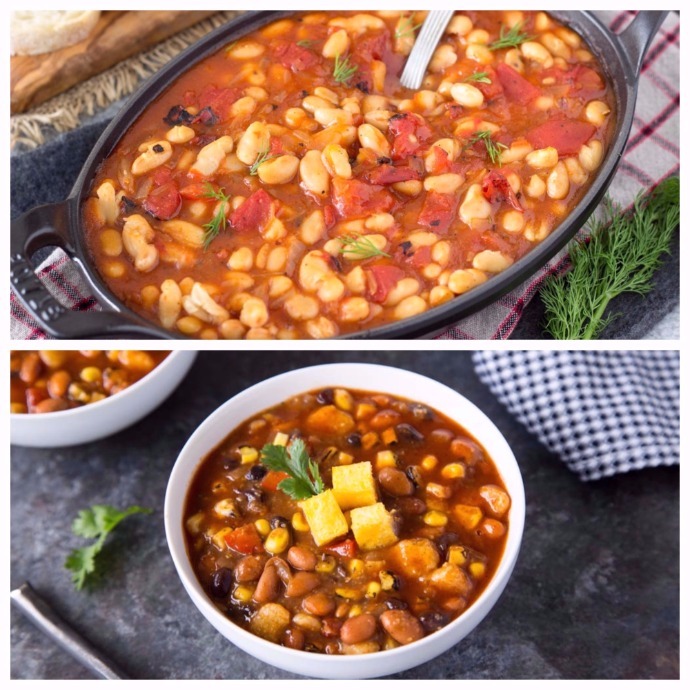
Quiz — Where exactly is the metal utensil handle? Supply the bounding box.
[399,10,454,89]
[618,11,669,75]
[11,582,129,680]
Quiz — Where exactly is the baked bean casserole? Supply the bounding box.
[10,350,169,413]
[184,386,511,653]
[84,11,614,339]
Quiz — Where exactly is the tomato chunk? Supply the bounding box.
[323,538,358,558]
[143,181,181,220]
[481,171,523,212]
[526,119,596,156]
[368,265,405,303]
[261,470,290,492]
[179,182,211,200]
[418,192,460,233]
[230,189,274,233]
[198,86,241,122]
[332,178,394,218]
[275,41,319,72]
[224,523,264,554]
[495,63,539,105]
[389,113,432,160]
[365,164,422,185]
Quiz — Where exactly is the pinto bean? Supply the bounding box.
[286,571,320,597]
[378,467,414,497]
[253,562,281,603]
[379,610,425,645]
[340,614,377,645]
[303,592,336,616]
[33,398,71,414]
[234,555,266,583]
[287,545,317,571]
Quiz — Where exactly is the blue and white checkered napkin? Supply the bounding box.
[472,350,679,480]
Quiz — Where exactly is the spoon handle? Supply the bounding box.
[399,10,455,89]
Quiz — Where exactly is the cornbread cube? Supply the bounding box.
[299,490,349,546]
[453,504,483,530]
[350,502,399,550]
[305,405,355,435]
[390,538,440,577]
[332,461,378,510]
[250,603,291,642]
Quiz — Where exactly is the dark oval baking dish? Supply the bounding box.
[10,10,668,340]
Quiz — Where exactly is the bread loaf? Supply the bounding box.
[10,11,101,56]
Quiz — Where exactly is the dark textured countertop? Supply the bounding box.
[10,351,679,679]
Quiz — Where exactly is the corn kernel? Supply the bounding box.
[233,585,254,603]
[355,402,377,420]
[366,581,381,598]
[338,451,354,465]
[334,388,353,411]
[384,636,399,650]
[381,427,398,446]
[264,527,290,554]
[348,605,363,617]
[211,527,234,550]
[379,570,400,591]
[274,432,289,446]
[441,462,466,479]
[90,392,106,403]
[376,450,397,469]
[361,432,379,450]
[336,587,362,600]
[423,510,448,527]
[421,455,438,471]
[348,559,365,577]
[68,383,90,404]
[10,403,27,414]
[291,512,309,532]
[80,366,102,383]
[470,562,486,579]
[316,555,336,573]
[427,482,452,499]
[447,545,468,566]
[254,518,271,537]
[239,446,259,464]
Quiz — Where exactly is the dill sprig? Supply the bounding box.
[464,71,492,84]
[333,53,358,85]
[489,22,534,51]
[202,183,231,249]
[249,145,279,176]
[466,130,507,165]
[296,39,313,48]
[395,16,423,40]
[541,177,680,340]
[339,235,391,260]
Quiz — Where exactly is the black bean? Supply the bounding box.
[396,423,425,443]
[152,144,164,153]
[384,598,408,610]
[405,466,422,487]
[316,388,334,404]
[246,465,267,481]
[346,433,362,447]
[410,403,433,421]
[222,457,240,471]
[163,104,193,126]
[270,516,289,529]
[419,611,449,633]
[210,568,233,598]
[436,532,460,559]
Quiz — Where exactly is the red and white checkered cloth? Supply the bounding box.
[10,11,680,340]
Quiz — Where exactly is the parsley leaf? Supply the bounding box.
[260,439,324,500]
[65,504,151,591]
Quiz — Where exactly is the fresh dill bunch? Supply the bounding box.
[466,130,507,165]
[541,177,679,340]
[489,22,534,51]
[333,53,358,85]
[339,235,391,260]
[296,39,313,48]
[202,183,231,249]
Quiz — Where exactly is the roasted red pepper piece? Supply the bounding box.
[495,63,540,105]
[368,265,405,303]
[275,41,319,72]
[261,470,290,492]
[230,189,274,233]
[179,182,211,200]
[143,181,181,220]
[331,178,395,218]
[365,164,422,185]
[418,191,460,233]
[198,86,241,122]
[389,113,433,160]
[526,119,596,156]
[323,538,358,558]
[481,170,523,212]
[224,523,264,554]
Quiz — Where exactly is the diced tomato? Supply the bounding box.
[323,204,337,229]
[323,538,358,558]
[275,41,319,72]
[526,119,596,155]
[230,189,274,233]
[474,66,504,101]
[495,63,540,105]
[261,470,290,492]
[481,170,523,212]
[224,523,264,555]
[365,164,421,185]
[368,265,405,303]
[268,136,284,156]
[143,181,181,220]
[418,191,460,233]
[545,64,605,99]
[331,178,395,218]
[425,147,452,175]
[389,113,433,160]
[182,90,197,107]
[179,182,211,200]
[198,86,241,122]
[406,245,432,269]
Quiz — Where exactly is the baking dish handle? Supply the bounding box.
[10,201,169,339]
[618,11,668,75]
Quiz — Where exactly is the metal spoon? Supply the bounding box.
[399,10,455,90]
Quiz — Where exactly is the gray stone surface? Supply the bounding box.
[10,351,679,679]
